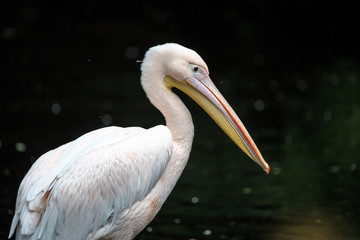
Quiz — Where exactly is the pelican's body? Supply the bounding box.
[9,43,269,240]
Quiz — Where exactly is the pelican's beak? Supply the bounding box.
[164,75,270,174]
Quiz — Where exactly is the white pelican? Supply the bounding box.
[9,43,270,240]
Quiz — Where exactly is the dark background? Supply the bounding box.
[1,2,359,240]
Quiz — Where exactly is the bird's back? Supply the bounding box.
[9,125,173,240]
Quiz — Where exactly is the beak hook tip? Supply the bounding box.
[265,165,270,174]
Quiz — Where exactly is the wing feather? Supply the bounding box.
[9,125,172,240]
[27,126,145,202]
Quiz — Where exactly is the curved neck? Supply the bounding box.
[141,63,194,203]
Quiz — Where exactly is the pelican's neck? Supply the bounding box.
[142,74,194,145]
[141,61,194,197]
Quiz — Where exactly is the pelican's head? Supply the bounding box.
[141,43,270,173]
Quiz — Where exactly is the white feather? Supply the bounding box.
[10,125,172,240]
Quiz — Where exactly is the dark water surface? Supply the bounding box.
[1,3,360,240]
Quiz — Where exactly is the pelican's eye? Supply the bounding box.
[189,64,207,77]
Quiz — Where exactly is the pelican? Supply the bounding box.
[9,43,270,240]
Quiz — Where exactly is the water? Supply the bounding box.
[1,4,360,240]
